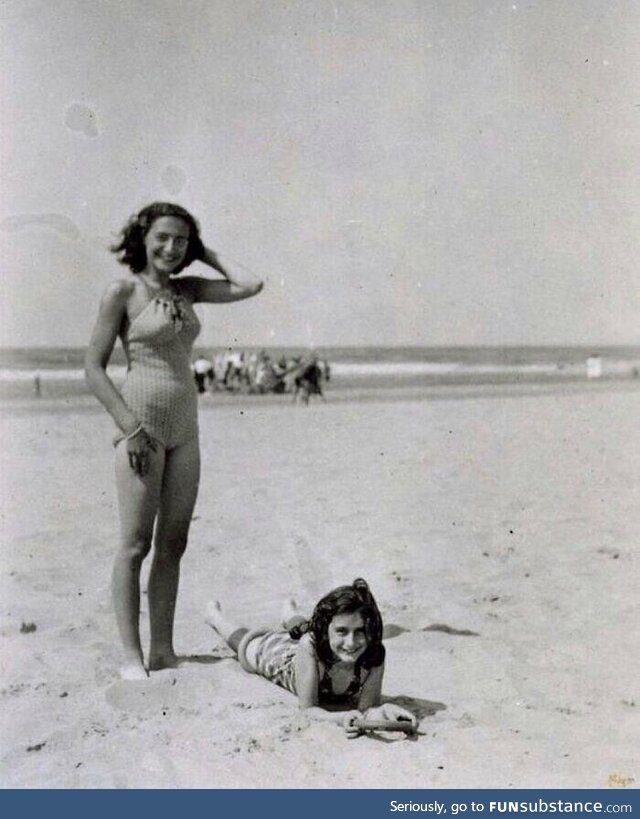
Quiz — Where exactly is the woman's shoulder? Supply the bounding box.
[102,278,137,304]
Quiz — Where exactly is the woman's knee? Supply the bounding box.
[118,535,153,564]
[154,530,189,561]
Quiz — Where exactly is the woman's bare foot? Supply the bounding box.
[281,597,305,630]
[119,659,149,681]
[147,652,180,671]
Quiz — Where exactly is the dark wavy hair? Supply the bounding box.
[111,202,205,275]
[290,578,385,669]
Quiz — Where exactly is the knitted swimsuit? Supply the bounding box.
[115,294,200,448]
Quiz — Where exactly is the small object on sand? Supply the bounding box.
[20,622,37,634]
[354,717,416,734]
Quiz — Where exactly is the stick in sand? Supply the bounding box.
[353,717,416,734]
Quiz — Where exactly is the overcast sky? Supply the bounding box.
[1,0,639,348]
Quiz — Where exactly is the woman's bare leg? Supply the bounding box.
[147,436,200,670]
[113,441,165,680]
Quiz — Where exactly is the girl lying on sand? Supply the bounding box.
[206,578,418,737]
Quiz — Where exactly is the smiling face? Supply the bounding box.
[143,215,191,276]
[327,610,369,665]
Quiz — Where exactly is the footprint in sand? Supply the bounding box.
[105,677,179,715]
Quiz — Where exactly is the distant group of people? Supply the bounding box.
[192,349,331,403]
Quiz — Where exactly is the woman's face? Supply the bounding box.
[144,216,190,275]
[327,610,368,665]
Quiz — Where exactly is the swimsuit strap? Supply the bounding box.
[139,278,187,332]
[318,664,363,707]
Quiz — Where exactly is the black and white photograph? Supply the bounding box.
[1,0,638,790]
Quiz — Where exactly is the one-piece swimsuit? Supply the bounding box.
[115,292,201,449]
[237,629,367,708]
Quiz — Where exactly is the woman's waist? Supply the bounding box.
[123,363,196,394]
[125,353,193,377]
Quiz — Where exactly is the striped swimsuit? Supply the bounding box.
[115,295,201,448]
[237,629,367,708]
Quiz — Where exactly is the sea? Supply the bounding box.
[1,345,640,401]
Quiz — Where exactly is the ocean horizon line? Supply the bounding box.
[2,344,640,373]
[2,342,640,352]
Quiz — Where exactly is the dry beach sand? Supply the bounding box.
[1,382,639,788]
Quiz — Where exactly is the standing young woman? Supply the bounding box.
[85,202,263,680]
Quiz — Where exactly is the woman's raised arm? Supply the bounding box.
[180,247,264,303]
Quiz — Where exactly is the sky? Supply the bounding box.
[1,0,639,348]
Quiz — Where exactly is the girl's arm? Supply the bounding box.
[357,663,384,711]
[84,281,156,475]
[180,247,263,304]
[348,662,418,736]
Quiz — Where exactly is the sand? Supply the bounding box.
[1,382,639,788]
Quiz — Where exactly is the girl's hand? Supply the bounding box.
[343,710,365,739]
[126,428,157,476]
[366,703,418,731]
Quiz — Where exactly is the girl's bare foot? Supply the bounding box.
[281,597,305,630]
[205,600,223,631]
[205,600,239,642]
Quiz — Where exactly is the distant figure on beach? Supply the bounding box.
[293,355,325,404]
[192,356,215,394]
[206,578,417,736]
[85,202,263,680]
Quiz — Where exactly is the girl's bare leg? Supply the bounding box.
[114,442,165,680]
[147,437,200,670]
[205,601,248,651]
[281,597,306,630]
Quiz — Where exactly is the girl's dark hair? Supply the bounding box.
[111,202,205,275]
[290,578,385,669]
